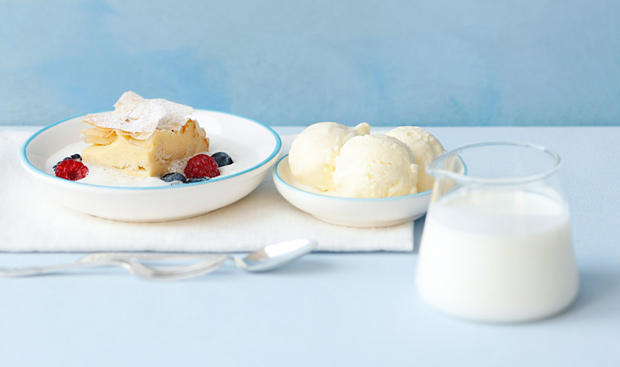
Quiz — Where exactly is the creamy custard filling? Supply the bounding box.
[82,120,209,177]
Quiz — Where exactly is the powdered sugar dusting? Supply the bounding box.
[82,91,194,140]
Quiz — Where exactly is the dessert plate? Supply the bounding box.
[273,154,432,228]
[21,110,282,222]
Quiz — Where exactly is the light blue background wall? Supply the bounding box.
[1,0,619,126]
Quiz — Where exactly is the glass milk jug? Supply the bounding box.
[416,142,578,323]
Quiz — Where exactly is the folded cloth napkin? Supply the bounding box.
[0,127,414,252]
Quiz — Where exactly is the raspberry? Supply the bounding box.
[184,154,220,179]
[54,159,89,181]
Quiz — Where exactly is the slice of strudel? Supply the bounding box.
[81,91,209,177]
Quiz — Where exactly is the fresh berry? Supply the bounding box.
[184,154,220,178]
[161,172,187,183]
[186,177,210,183]
[211,152,234,167]
[52,161,62,171]
[53,153,83,171]
[54,159,89,181]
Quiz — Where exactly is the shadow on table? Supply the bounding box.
[562,266,620,317]
[176,257,336,282]
[258,258,336,276]
[412,215,426,254]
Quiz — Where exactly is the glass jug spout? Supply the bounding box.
[425,149,467,202]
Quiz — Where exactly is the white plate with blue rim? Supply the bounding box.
[273,154,434,228]
[21,110,282,222]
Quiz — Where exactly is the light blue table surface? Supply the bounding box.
[1,126,619,367]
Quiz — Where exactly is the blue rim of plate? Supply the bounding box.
[21,110,282,191]
[273,154,434,202]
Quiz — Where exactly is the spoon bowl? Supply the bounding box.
[234,239,317,272]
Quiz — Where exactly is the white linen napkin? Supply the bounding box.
[0,127,413,252]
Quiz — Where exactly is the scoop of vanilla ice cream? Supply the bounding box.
[288,122,370,191]
[333,135,418,198]
[386,126,444,192]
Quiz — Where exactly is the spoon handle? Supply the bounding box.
[130,255,229,281]
[0,261,112,277]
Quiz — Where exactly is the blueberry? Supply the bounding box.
[186,177,210,183]
[161,172,187,183]
[211,152,233,167]
[53,159,67,171]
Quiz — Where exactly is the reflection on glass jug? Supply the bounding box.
[416,142,578,323]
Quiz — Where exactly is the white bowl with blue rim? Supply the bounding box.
[21,110,282,222]
[273,154,433,228]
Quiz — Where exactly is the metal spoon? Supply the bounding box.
[0,239,317,280]
[233,239,317,272]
